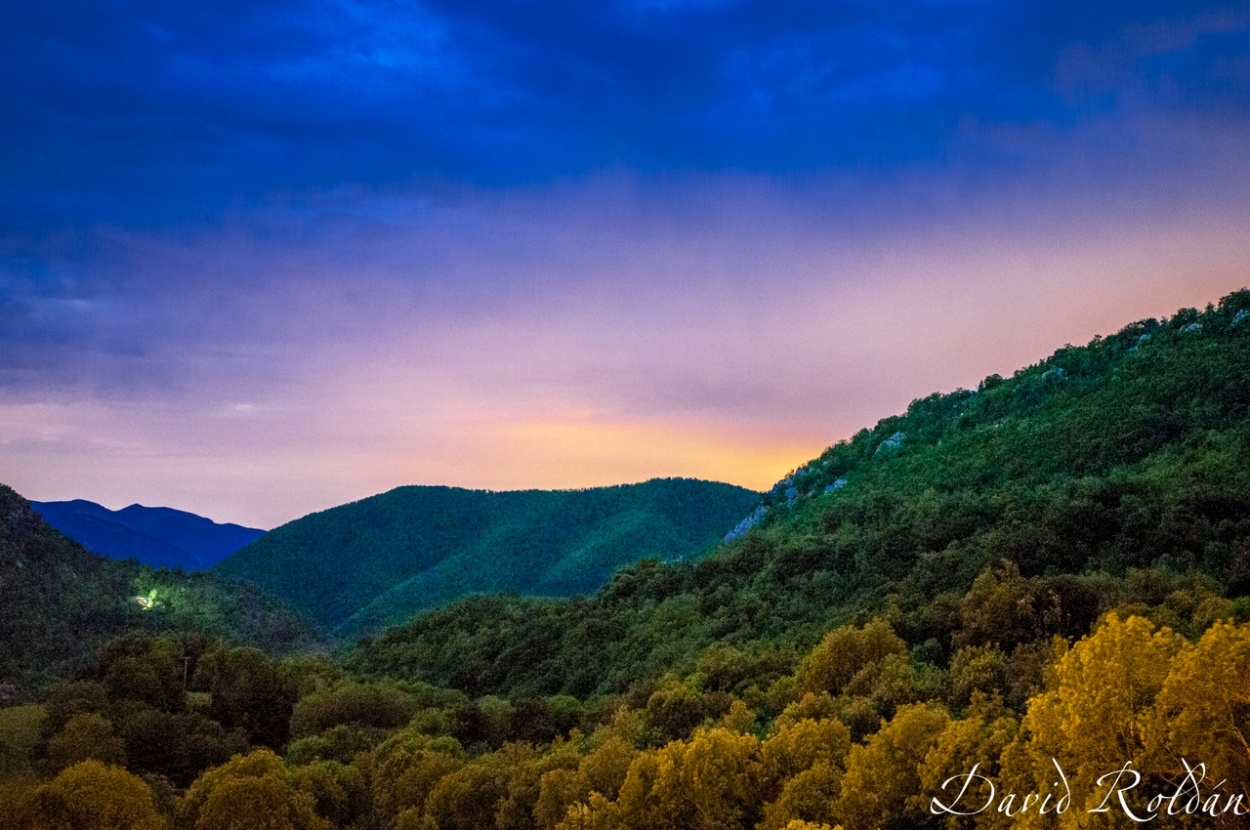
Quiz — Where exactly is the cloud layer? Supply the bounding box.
[4,0,1247,226]
[2,1,1248,525]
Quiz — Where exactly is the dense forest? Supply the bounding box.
[0,490,319,699]
[215,479,759,637]
[4,291,1250,829]
[352,293,1250,699]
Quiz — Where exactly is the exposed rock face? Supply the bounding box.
[877,431,906,453]
[724,505,767,542]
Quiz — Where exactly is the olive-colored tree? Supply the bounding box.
[178,750,328,830]
[30,759,164,830]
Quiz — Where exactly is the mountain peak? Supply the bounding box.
[215,477,759,637]
[30,499,265,571]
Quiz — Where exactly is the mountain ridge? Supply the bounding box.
[352,289,1250,697]
[215,477,760,637]
[30,498,265,571]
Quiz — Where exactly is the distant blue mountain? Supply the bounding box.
[30,499,265,571]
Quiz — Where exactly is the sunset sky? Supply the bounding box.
[3,1,1249,528]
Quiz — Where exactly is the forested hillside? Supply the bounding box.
[353,292,1250,698]
[7,291,1250,830]
[215,479,759,637]
[0,486,317,700]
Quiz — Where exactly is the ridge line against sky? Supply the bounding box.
[2,0,1249,528]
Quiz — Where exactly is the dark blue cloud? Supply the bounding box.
[0,0,1246,232]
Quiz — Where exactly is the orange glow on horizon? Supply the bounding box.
[488,415,825,493]
[4,181,1249,529]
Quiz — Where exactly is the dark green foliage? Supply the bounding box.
[11,291,1250,830]
[214,478,759,637]
[289,679,415,739]
[200,646,297,750]
[0,486,321,700]
[353,291,1250,699]
[34,634,268,786]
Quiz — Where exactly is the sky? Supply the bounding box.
[2,0,1249,529]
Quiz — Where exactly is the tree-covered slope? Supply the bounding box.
[0,485,318,700]
[13,293,1250,830]
[214,478,760,636]
[30,499,264,571]
[353,290,1250,697]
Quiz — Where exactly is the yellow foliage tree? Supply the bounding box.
[422,756,512,830]
[1146,619,1250,785]
[578,735,637,800]
[774,692,840,728]
[610,727,761,830]
[290,760,368,829]
[0,777,39,828]
[800,621,907,696]
[836,703,950,830]
[368,732,464,827]
[1018,615,1183,806]
[29,759,164,830]
[759,763,843,830]
[536,735,637,830]
[983,614,1188,829]
[917,697,1017,829]
[759,717,852,793]
[495,741,578,830]
[537,768,584,830]
[178,750,328,830]
[45,713,126,771]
